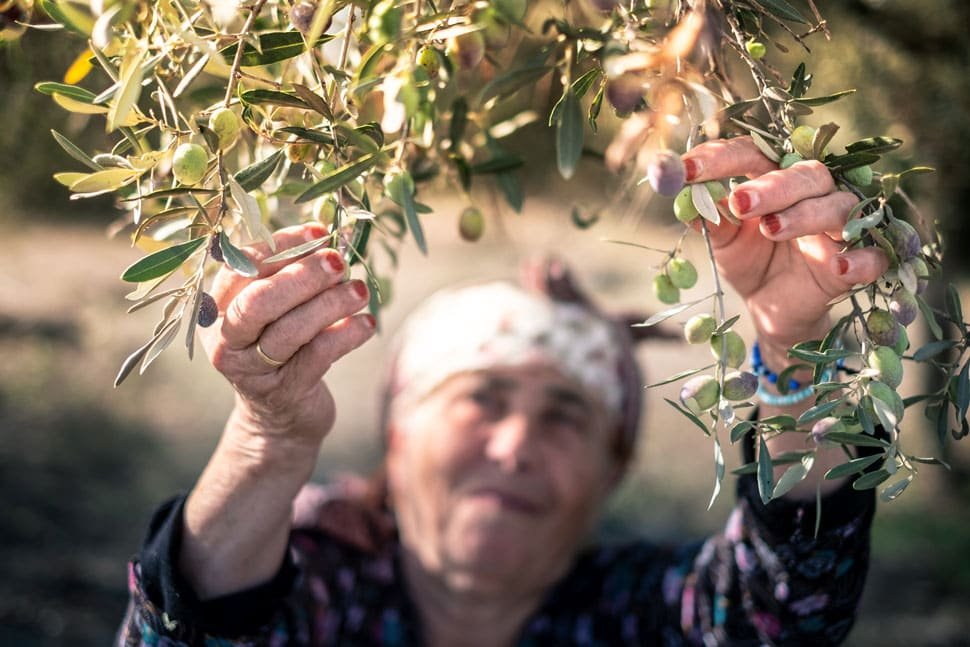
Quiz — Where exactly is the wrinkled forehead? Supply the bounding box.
[385,282,625,417]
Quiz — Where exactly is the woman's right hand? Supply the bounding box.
[179,223,376,599]
[200,222,376,446]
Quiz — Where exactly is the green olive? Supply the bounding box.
[684,314,716,344]
[710,330,746,369]
[458,206,484,241]
[208,108,240,151]
[673,186,699,224]
[172,143,208,185]
[666,257,697,289]
[653,274,680,305]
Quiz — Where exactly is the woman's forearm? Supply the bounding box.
[178,404,324,599]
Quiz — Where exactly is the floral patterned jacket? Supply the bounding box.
[115,443,876,647]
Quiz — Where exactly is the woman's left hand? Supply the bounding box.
[681,137,890,357]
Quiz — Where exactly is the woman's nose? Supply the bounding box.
[484,413,536,472]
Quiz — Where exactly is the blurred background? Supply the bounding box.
[2,1,969,645]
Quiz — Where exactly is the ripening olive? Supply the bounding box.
[680,374,720,414]
[867,309,899,347]
[885,219,921,261]
[723,371,758,401]
[889,289,918,327]
[646,150,686,197]
[810,417,845,446]
[172,143,208,185]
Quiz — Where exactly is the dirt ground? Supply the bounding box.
[1,179,968,645]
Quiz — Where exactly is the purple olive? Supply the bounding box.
[810,417,845,446]
[889,288,918,327]
[208,236,224,264]
[723,371,758,401]
[646,150,686,197]
[197,292,218,328]
[885,219,921,261]
[606,74,645,114]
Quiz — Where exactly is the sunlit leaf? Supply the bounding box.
[107,44,146,132]
[220,31,334,67]
[296,150,383,203]
[69,168,142,193]
[791,89,855,107]
[229,176,275,251]
[35,81,96,103]
[121,237,207,283]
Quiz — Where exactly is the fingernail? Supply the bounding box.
[305,224,327,241]
[352,280,369,299]
[683,158,701,182]
[762,214,782,235]
[732,190,757,215]
[836,256,851,275]
[363,314,376,329]
[324,253,344,274]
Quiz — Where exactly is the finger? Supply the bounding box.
[829,247,891,291]
[286,313,377,387]
[681,136,778,183]
[687,197,745,249]
[759,191,859,242]
[728,161,835,219]
[221,248,348,349]
[210,223,331,309]
[252,280,370,367]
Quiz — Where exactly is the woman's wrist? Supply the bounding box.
[753,318,834,393]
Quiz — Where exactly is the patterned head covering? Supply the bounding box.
[380,258,649,462]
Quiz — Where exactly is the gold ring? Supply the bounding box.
[255,341,285,368]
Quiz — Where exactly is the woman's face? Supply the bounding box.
[386,363,623,597]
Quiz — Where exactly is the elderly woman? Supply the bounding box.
[117,138,887,646]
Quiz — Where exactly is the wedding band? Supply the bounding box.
[255,341,285,368]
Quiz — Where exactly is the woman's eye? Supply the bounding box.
[543,410,586,433]
[468,390,504,415]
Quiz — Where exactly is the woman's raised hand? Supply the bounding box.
[199,222,376,443]
[682,137,889,353]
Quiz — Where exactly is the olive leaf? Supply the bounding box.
[121,237,207,283]
[555,89,584,180]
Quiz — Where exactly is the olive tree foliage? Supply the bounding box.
[6,0,968,507]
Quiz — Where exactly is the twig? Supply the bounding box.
[223,0,269,108]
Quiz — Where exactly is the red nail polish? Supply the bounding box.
[353,280,369,299]
[836,257,850,275]
[762,214,781,235]
[326,253,344,273]
[683,158,699,181]
[363,314,376,329]
[734,190,753,214]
